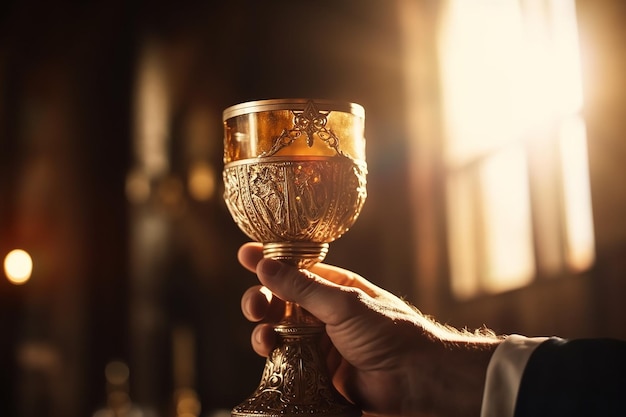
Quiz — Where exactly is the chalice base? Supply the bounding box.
[232,322,361,417]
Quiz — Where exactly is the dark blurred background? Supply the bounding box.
[1,0,625,416]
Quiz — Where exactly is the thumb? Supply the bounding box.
[256,258,363,326]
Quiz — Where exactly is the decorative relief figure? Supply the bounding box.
[250,165,286,229]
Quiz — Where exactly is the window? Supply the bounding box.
[437,0,594,299]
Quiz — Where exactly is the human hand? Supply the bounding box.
[239,242,501,417]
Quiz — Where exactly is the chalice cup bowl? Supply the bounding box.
[222,99,367,417]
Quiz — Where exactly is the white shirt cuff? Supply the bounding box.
[480,335,548,417]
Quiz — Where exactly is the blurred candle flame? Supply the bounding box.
[4,249,33,285]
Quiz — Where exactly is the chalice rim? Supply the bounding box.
[223,98,365,120]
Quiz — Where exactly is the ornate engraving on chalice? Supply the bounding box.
[224,157,366,268]
[223,99,366,417]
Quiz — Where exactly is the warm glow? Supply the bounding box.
[446,149,536,299]
[560,117,595,271]
[480,148,535,292]
[439,0,584,168]
[126,169,151,204]
[440,0,593,298]
[134,40,169,179]
[438,0,523,166]
[174,388,201,417]
[188,162,216,201]
[446,172,479,299]
[4,249,33,284]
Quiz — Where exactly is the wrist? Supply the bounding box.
[395,334,500,417]
[432,338,500,417]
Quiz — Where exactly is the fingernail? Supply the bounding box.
[259,258,282,278]
[253,326,263,345]
[241,296,251,318]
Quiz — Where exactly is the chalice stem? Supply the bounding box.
[282,301,320,326]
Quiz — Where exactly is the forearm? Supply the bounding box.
[394,334,500,417]
[387,306,503,416]
[431,340,500,417]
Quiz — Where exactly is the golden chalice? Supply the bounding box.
[222,99,367,417]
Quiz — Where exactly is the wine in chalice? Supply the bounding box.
[222,98,367,417]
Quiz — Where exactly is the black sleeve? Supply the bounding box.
[514,337,626,417]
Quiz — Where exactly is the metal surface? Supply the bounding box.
[231,322,360,417]
[223,156,366,268]
[223,99,366,417]
[223,98,364,120]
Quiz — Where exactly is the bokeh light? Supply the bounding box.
[188,162,216,202]
[4,249,33,285]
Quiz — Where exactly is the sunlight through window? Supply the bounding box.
[480,147,535,292]
[439,0,594,299]
[559,116,595,272]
